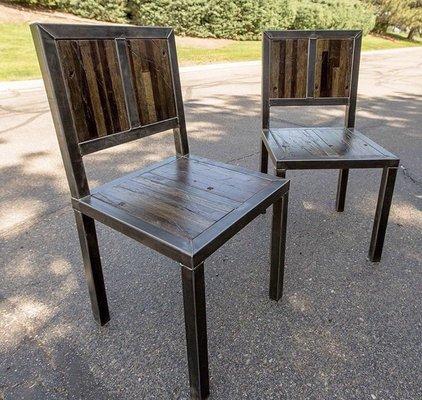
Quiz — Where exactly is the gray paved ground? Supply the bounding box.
[0,48,421,400]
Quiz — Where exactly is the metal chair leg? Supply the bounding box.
[260,141,270,215]
[368,167,398,262]
[74,211,110,326]
[260,140,268,175]
[276,169,286,178]
[336,169,349,212]
[269,192,289,301]
[181,263,210,400]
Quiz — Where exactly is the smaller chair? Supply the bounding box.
[32,23,290,399]
[260,30,399,262]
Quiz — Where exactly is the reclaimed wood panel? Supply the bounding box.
[269,39,308,99]
[86,156,276,242]
[57,39,130,142]
[127,38,177,125]
[56,38,177,143]
[268,127,391,160]
[314,39,353,97]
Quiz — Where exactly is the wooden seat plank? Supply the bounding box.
[267,127,398,165]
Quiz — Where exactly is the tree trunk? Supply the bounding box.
[408,28,419,40]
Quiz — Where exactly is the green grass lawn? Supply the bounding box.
[1,23,421,81]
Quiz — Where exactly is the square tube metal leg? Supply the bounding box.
[336,169,349,212]
[368,167,398,262]
[269,192,289,301]
[74,211,110,326]
[181,263,210,400]
[260,141,270,215]
[260,140,269,174]
[276,169,286,179]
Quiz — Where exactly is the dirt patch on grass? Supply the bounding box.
[0,2,101,23]
[0,2,234,50]
[176,36,234,49]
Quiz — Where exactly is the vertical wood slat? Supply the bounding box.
[262,33,271,130]
[115,38,140,128]
[126,38,177,126]
[314,38,353,98]
[307,38,316,98]
[57,39,130,143]
[103,40,129,132]
[269,39,308,99]
[268,36,354,101]
[95,41,120,133]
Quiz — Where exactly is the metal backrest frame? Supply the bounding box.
[31,23,189,199]
[262,30,362,130]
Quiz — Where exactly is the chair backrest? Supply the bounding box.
[31,23,189,198]
[262,30,362,130]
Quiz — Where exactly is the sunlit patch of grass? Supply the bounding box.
[0,22,421,80]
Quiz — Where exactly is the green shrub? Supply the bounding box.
[128,0,297,40]
[8,0,376,38]
[292,0,376,34]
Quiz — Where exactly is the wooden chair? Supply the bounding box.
[31,23,290,399]
[260,30,399,262]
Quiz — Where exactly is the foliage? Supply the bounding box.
[369,0,422,38]
[7,0,379,38]
[128,0,297,40]
[292,0,376,34]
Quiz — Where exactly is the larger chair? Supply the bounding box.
[31,23,290,399]
[260,30,399,262]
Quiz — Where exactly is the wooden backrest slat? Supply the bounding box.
[115,38,141,128]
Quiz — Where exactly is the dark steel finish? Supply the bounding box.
[276,169,286,179]
[262,32,270,130]
[260,139,268,174]
[266,30,361,40]
[261,30,399,261]
[74,210,110,325]
[345,32,362,129]
[269,97,349,106]
[32,23,290,399]
[79,117,179,155]
[368,167,398,262]
[181,263,210,399]
[336,169,349,212]
[269,192,289,301]
[168,31,189,156]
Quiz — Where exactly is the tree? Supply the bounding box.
[370,0,422,39]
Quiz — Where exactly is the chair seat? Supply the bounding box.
[262,127,399,169]
[74,155,289,267]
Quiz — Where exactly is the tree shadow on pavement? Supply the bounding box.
[0,90,421,399]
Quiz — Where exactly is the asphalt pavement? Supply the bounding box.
[0,47,421,399]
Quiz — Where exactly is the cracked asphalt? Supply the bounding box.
[0,48,421,399]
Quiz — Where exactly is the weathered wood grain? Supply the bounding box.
[127,38,176,125]
[57,39,130,142]
[269,39,308,99]
[265,127,399,167]
[83,156,277,243]
[56,38,177,143]
[314,39,353,97]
